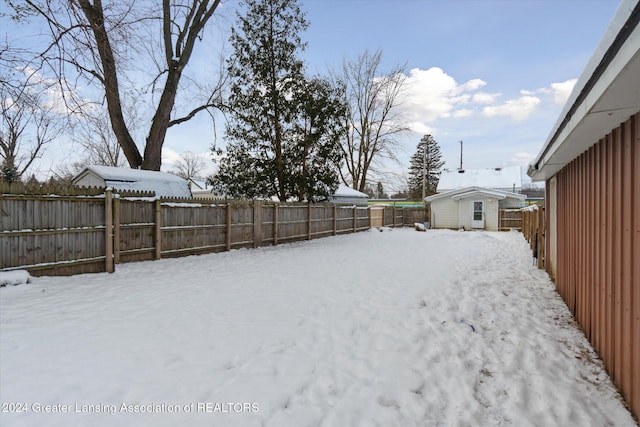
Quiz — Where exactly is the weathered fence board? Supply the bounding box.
[499,209,522,231]
[1,190,427,276]
[0,195,107,276]
[118,199,156,263]
[521,206,545,269]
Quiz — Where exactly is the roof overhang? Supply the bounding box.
[528,0,640,181]
[452,190,507,201]
[425,186,526,203]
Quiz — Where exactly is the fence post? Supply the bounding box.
[307,204,312,240]
[273,204,279,245]
[392,206,396,227]
[105,189,114,273]
[253,200,262,248]
[530,211,536,249]
[226,203,232,251]
[353,206,357,232]
[154,199,162,260]
[537,207,544,269]
[113,196,120,264]
[333,205,337,235]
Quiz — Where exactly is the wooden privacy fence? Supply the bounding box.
[498,209,522,231]
[521,205,545,269]
[1,188,426,276]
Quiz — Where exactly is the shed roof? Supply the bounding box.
[425,186,526,203]
[528,0,640,181]
[437,166,522,192]
[333,184,368,199]
[73,165,192,198]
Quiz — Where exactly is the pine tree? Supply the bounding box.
[211,0,344,201]
[0,163,20,184]
[375,181,388,199]
[407,134,444,200]
[288,78,345,201]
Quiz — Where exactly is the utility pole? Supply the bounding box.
[459,140,463,171]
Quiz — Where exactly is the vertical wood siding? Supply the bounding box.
[550,112,639,418]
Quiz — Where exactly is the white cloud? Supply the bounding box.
[161,147,182,171]
[459,78,486,92]
[15,66,85,116]
[482,95,541,121]
[520,79,577,106]
[510,151,536,165]
[472,92,501,104]
[452,109,473,118]
[406,121,436,135]
[401,67,488,131]
[550,79,577,105]
[398,67,573,136]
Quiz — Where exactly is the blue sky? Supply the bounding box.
[289,0,621,188]
[8,0,622,189]
[162,0,621,190]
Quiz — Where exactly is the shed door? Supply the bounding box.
[471,200,485,229]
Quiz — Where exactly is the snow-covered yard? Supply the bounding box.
[0,229,636,426]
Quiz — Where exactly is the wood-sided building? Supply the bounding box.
[528,0,640,418]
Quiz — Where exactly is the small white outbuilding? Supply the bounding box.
[425,186,525,231]
[73,165,192,199]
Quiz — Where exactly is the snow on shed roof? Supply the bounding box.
[426,186,526,203]
[74,165,192,199]
[437,166,522,192]
[333,184,368,198]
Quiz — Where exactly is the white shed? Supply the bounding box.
[73,165,192,199]
[425,186,525,231]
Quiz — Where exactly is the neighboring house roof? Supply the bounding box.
[73,165,192,198]
[425,186,526,203]
[329,184,369,205]
[528,0,640,181]
[437,166,522,193]
[188,177,210,190]
[333,185,368,198]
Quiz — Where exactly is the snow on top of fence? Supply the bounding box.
[520,204,539,211]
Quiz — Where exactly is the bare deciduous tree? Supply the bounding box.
[71,103,143,168]
[0,69,63,182]
[335,49,408,193]
[15,0,225,171]
[170,151,205,180]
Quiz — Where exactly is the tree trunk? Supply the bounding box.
[76,0,142,169]
[142,64,181,170]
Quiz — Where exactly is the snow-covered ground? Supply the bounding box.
[0,229,636,427]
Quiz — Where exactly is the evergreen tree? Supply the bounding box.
[375,181,388,199]
[407,134,444,199]
[211,0,344,201]
[0,163,20,184]
[288,78,345,201]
